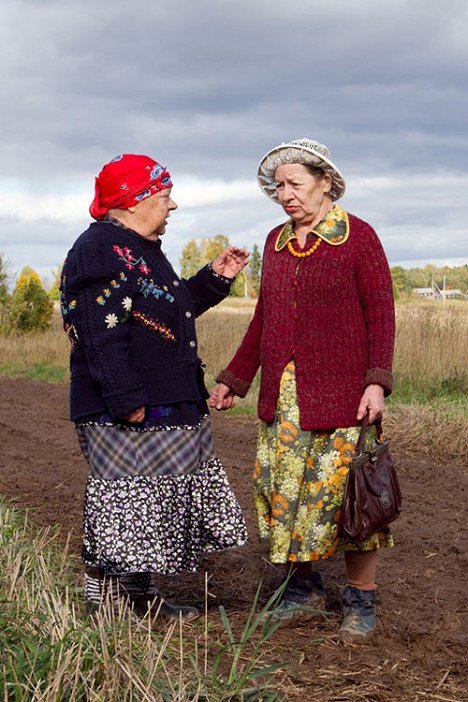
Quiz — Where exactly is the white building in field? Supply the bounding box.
[413,287,434,298]
[413,282,466,300]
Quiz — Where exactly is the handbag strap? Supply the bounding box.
[354,414,384,455]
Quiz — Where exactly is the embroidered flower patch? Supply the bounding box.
[132,310,175,342]
[138,277,175,303]
[95,272,128,306]
[105,313,119,329]
[113,244,151,274]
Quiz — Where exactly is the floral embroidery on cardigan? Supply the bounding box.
[138,277,175,303]
[105,313,119,329]
[275,205,350,252]
[64,322,79,350]
[60,294,77,316]
[104,301,132,329]
[96,271,128,305]
[113,244,151,274]
[132,310,176,342]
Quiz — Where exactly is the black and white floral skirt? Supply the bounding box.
[76,416,248,575]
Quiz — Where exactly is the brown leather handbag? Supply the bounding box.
[340,415,402,543]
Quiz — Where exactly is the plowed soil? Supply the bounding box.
[0,377,467,702]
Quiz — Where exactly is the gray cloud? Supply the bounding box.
[0,0,467,276]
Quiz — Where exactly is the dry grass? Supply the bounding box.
[0,501,285,701]
[0,300,467,459]
[385,402,468,463]
[2,300,466,396]
[394,303,468,396]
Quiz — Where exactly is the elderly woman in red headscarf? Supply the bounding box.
[60,154,249,621]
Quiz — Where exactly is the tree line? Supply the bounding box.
[3,247,464,334]
[390,264,468,297]
[0,238,264,334]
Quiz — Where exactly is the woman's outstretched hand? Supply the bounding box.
[209,383,236,411]
[211,247,250,279]
[356,385,385,424]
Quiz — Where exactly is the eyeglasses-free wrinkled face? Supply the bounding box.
[274,163,332,228]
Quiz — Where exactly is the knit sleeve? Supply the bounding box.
[215,287,264,397]
[184,264,231,317]
[354,223,395,395]
[62,240,147,418]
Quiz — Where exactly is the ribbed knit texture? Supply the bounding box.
[217,213,395,430]
[61,221,230,421]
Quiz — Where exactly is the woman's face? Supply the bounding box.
[132,188,178,239]
[275,164,332,227]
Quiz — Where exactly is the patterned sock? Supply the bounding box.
[118,572,153,598]
[84,572,121,606]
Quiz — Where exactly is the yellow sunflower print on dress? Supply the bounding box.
[254,362,394,563]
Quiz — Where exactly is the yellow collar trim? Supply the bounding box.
[274,204,350,252]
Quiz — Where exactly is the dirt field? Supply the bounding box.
[0,377,467,702]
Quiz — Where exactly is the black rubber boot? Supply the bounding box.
[270,571,326,622]
[84,569,199,623]
[339,586,376,639]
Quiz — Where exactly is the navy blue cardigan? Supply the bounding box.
[60,220,231,421]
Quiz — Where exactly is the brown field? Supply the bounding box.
[0,300,467,699]
[0,376,467,701]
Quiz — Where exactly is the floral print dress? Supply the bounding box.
[254,362,393,563]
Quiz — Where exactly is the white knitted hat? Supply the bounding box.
[257,138,346,202]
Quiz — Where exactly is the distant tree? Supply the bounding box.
[390,266,408,295]
[406,267,429,289]
[248,243,262,295]
[0,252,9,304]
[200,234,230,265]
[181,234,258,298]
[48,265,62,302]
[229,271,247,297]
[0,252,11,330]
[179,239,202,279]
[9,267,53,332]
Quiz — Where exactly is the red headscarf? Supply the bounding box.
[89,154,173,220]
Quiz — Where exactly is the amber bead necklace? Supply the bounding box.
[287,237,322,258]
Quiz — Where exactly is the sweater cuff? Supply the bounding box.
[365,368,393,396]
[216,369,251,398]
[206,263,233,287]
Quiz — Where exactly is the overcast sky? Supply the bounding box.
[1,0,467,284]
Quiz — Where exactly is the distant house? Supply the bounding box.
[413,288,434,298]
[413,284,465,300]
[441,289,464,299]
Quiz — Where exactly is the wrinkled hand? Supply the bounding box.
[356,385,385,424]
[209,383,236,410]
[211,247,250,279]
[122,406,145,423]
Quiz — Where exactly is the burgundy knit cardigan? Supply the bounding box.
[216,213,395,430]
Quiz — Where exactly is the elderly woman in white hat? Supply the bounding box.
[210,139,395,638]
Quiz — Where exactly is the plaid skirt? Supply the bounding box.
[254,362,394,564]
[76,416,247,575]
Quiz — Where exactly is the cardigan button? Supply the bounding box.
[173,280,180,287]
[185,311,192,318]
[189,340,196,348]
